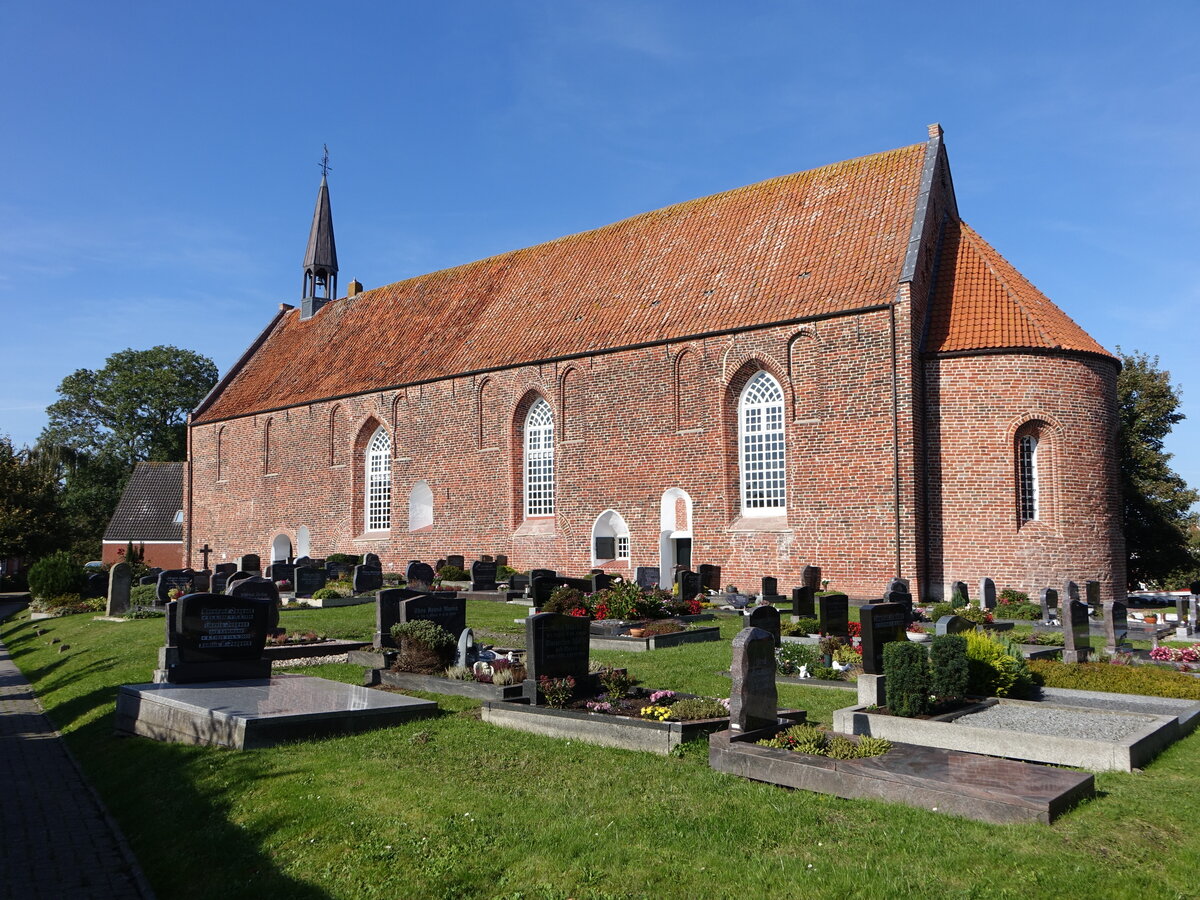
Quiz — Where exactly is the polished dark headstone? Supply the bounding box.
[293,565,326,598]
[635,566,661,590]
[156,569,195,604]
[817,593,849,638]
[471,559,498,591]
[353,564,383,594]
[729,627,777,733]
[525,613,590,697]
[747,604,781,647]
[859,602,908,675]
[980,578,997,610]
[792,585,814,619]
[1062,599,1092,664]
[406,561,436,591]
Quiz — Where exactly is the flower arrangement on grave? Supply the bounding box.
[538,675,576,708]
[1149,644,1200,663]
[907,622,927,634]
[546,667,730,721]
[274,579,292,592]
[995,590,1042,620]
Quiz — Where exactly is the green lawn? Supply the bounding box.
[3,602,1199,899]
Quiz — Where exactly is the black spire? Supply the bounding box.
[301,147,338,319]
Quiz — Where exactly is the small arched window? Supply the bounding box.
[592,510,631,564]
[739,371,786,515]
[1018,434,1039,523]
[365,427,392,531]
[524,398,555,517]
[409,480,434,532]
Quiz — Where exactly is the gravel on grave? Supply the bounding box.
[954,703,1157,741]
[271,654,350,668]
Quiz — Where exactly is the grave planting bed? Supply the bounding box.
[368,668,528,701]
[833,696,1183,772]
[588,625,721,652]
[708,725,1095,825]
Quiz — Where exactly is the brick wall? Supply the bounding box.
[100,541,183,570]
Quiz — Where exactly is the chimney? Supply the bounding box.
[347,279,363,298]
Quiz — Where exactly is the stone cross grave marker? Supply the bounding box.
[106,562,132,617]
[747,604,781,647]
[791,585,814,619]
[1039,587,1059,624]
[406,561,436,592]
[729,627,778,733]
[980,578,997,610]
[1103,601,1128,654]
[635,566,660,590]
[293,565,327,598]
[525,612,590,702]
[156,569,195,604]
[353,563,383,595]
[1062,599,1091,664]
[471,559,498,591]
[859,602,908,675]
[817,592,849,638]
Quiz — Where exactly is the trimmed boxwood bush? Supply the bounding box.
[311,587,343,600]
[129,584,158,607]
[883,640,929,717]
[435,564,469,581]
[929,634,969,703]
[28,551,84,600]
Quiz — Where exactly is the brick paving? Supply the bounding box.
[0,601,154,899]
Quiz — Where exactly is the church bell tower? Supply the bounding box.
[301,147,338,319]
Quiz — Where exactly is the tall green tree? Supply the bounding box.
[1117,350,1199,588]
[40,345,218,467]
[0,435,62,565]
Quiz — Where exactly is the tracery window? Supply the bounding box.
[739,371,786,515]
[524,398,555,517]
[365,427,392,531]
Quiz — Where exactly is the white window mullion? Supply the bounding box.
[739,371,786,515]
[365,428,391,531]
[525,399,555,517]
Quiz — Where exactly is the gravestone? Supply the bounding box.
[509,573,530,593]
[729,627,777,733]
[816,592,849,638]
[139,575,157,586]
[147,567,163,579]
[293,565,327,598]
[211,563,237,594]
[375,588,408,648]
[531,575,592,608]
[471,559,498,591]
[192,570,212,593]
[400,595,467,642]
[980,578,997,610]
[1085,580,1101,612]
[590,572,616,593]
[676,569,702,601]
[1064,581,1081,606]
[224,571,255,595]
[455,628,476,668]
[325,560,354,582]
[235,554,261,574]
[859,602,908,675]
[264,561,295,586]
[353,564,383,594]
[406,561,436,592]
[801,565,822,594]
[1062,600,1092,664]
[530,569,556,583]
[635,566,661,590]
[435,559,447,573]
[951,581,970,606]
[698,564,722,593]
[1176,596,1191,635]
[935,615,975,636]
[1039,588,1059,624]
[227,575,281,624]
[83,571,108,599]
[884,590,914,621]
[156,569,195,604]
[293,556,312,568]
[446,554,465,571]
[760,576,780,599]
[886,577,910,596]
[155,592,273,683]
[106,562,132,617]
[791,585,815,619]
[363,552,381,569]
[1103,601,1128,654]
[747,604,781,647]
[525,613,590,700]
[494,554,508,569]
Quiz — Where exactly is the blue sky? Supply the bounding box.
[2,2,1198,497]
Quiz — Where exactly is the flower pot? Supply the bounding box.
[906,631,931,642]
[627,628,647,638]
[1144,615,1158,624]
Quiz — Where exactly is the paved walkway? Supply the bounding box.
[0,601,155,899]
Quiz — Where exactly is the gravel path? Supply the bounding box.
[955,703,1157,741]
[271,653,349,668]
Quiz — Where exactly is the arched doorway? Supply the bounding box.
[270,533,292,563]
[659,488,693,580]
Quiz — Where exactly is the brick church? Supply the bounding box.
[185,125,1125,601]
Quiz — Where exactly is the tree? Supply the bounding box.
[0,435,62,565]
[1117,350,1200,588]
[40,346,218,468]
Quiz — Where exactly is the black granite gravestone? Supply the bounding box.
[884,590,914,621]
[791,585,815,619]
[698,564,722,592]
[400,595,467,641]
[635,566,661,590]
[1039,587,1059,623]
[590,572,617,593]
[729,627,777,733]
[951,580,969,605]
[446,554,465,571]
[353,564,383,594]
[495,554,508,569]
[406,561,436,591]
[886,577,910,596]
[264,561,295,586]
[1062,600,1091,664]
[364,552,381,569]
[293,556,312,568]
[525,612,590,699]
[859,602,908,675]
[801,565,822,594]
[817,592,849,637]
[176,593,272,664]
[211,563,237,594]
[235,554,261,574]
[747,604,781,647]
[139,575,157,586]
[471,560,498,591]
[293,565,327,598]
[530,569,556,582]
[326,560,354,582]
[677,569,702,601]
[980,578,997,610]
[509,573,530,593]
[935,615,975,636]
[761,577,778,598]
[156,569,195,604]
[1085,580,1101,612]
[1103,601,1127,653]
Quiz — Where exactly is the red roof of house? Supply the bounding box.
[926,221,1112,358]
[194,142,929,424]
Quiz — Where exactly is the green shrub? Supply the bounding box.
[667,697,729,720]
[756,724,891,758]
[127,605,165,619]
[808,665,844,681]
[951,587,968,609]
[311,587,343,600]
[542,586,587,614]
[781,617,820,636]
[538,675,575,708]
[436,565,469,581]
[997,601,1042,620]
[929,634,969,703]
[598,666,636,698]
[129,584,158,607]
[391,619,455,652]
[963,631,1035,698]
[855,735,893,757]
[929,602,956,621]
[326,553,361,565]
[999,588,1030,605]
[825,735,860,759]
[28,551,84,600]
[776,641,819,675]
[445,665,472,680]
[498,565,518,579]
[884,641,929,717]
[1028,659,1200,699]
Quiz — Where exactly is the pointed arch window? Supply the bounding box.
[215,426,225,481]
[1018,434,1039,523]
[365,427,392,531]
[524,398,555,517]
[739,371,786,515]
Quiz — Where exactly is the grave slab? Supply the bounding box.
[115,674,436,749]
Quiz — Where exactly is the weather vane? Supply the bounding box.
[320,144,331,177]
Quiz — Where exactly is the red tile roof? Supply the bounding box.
[194,143,928,424]
[926,221,1112,358]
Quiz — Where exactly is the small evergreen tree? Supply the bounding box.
[929,634,970,704]
[883,641,929,717]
